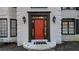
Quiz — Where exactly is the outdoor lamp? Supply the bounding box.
[52,16,56,23]
[22,16,26,24]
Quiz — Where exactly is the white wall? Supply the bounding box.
[17,7,62,46]
[8,8,17,18]
[0,7,8,17]
[8,7,17,42]
[61,10,79,41]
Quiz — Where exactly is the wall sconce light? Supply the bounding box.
[22,16,26,24]
[52,16,56,23]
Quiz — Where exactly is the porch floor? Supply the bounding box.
[0,43,27,51]
[0,42,79,51]
[55,41,79,51]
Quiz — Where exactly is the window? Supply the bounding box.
[76,7,79,10]
[66,7,70,9]
[10,19,17,37]
[12,7,16,8]
[0,18,8,37]
[62,22,68,34]
[61,18,75,35]
[31,7,48,8]
[76,19,79,34]
[61,7,76,10]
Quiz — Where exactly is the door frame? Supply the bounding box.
[28,11,50,42]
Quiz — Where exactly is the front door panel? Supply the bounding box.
[32,16,48,40]
[35,19,44,39]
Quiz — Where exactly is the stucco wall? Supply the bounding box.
[61,10,79,41]
[17,7,62,46]
[8,8,17,18]
[0,7,9,18]
[0,7,8,16]
[8,7,17,42]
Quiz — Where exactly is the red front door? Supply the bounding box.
[34,19,44,39]
[31,16,47,40]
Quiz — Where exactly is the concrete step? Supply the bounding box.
[23,42,56,50]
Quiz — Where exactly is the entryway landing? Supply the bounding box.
[23,40,56,50]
